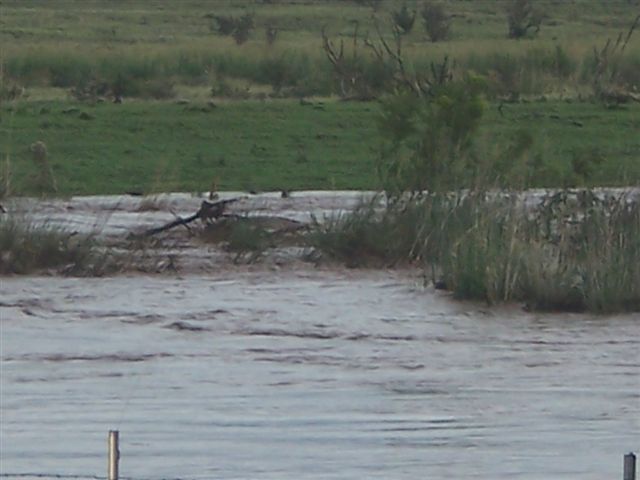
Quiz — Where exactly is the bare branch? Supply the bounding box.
[321,26,345,72]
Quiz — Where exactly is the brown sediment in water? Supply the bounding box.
[0,270,637,478]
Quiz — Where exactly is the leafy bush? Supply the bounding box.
[506,0,542,39]
[211,15,236,36]
[212,14,254,45]
[392,4,417,35]
[421,2,451,42]
[258,54,304,93]
[232,14,254,45]
[377,74,487,196]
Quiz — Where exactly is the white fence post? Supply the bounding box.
[108,430,120,480]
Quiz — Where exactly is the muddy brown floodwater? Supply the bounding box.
[1,191,640,479]
[1,269,638,480]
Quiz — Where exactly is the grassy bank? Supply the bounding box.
[2,99,639,196]
[0,215,118,274]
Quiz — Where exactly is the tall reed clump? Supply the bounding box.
[422,191,640,312]
[518,191,640,312]
[420,193,527,303]
[308,195,431,267]
[580,197,640,312]
[0,216,118,275]
[313,190,640,313]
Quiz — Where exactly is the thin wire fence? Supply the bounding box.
[0,475,191,480]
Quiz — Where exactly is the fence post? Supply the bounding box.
[625,453,637,480]
[108,430,120,480]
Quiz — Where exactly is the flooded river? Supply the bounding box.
[1,270,638,479]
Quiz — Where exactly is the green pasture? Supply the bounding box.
[1,98,638,196]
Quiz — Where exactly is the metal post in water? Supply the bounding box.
[624,453,637,480]
[108,430,120,480]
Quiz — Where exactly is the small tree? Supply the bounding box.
[506,0,542,39]
[212,15,235,36]
[211,13,254,45]
[392,4,417,35]
[231,14,254,45]
[421,2,451,42]
[377,74,487,197]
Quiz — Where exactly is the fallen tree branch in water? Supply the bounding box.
[133,198,243,238]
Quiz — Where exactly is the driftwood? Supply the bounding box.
[135,198,242,237]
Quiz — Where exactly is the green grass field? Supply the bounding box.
[2,98,638,195]
[1,0,639,195]
[2,98,379,194]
